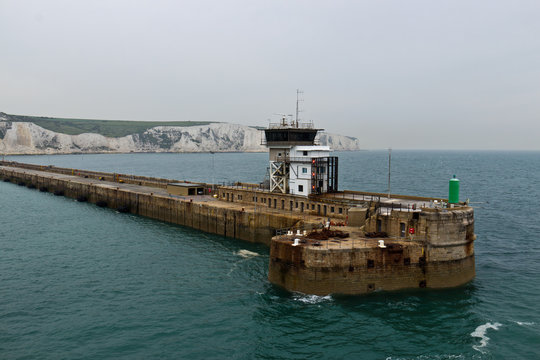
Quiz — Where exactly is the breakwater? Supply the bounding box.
[0,161,298,245]
[1,161,476,295]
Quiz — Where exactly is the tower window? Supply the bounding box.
[302,167,308,174]
[303,151,308,156]
[298,185,304,192]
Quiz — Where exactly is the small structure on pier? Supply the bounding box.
[264,109,338,196]
[167,182,204,196]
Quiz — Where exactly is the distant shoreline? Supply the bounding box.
[1,149,367,156]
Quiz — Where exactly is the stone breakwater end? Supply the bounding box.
[0,161,475,295]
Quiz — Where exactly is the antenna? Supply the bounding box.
[387,148,392,198]
[295,89,304,128]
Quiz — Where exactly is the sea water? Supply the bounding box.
[1,151,539,359]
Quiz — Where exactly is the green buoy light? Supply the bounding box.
[449,175,460,204]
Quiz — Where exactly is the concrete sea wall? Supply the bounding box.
[0,165,298,245]
[268,240,475,295]
[268,206,476,295]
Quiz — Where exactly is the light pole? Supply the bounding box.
[211,151,215,192]
[387,148,391,199]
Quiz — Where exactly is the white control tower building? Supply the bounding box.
[263,116,338,196]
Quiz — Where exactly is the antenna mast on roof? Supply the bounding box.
[295,89,303,128]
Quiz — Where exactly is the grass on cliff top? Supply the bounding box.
[4,113,216,137]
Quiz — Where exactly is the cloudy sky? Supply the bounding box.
[1,0,539,149]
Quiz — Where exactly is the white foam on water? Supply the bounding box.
[228,250,261,275]
[235,249,260,258]
[293,293,333,304]
[514,321,535,326]
[471,322,502,353]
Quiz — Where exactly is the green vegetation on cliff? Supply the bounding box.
[1,113,215,138]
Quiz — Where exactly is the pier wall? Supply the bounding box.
[269,206,475,295]
[269,241,475,295]
[364,206,475,249]
[217,186,351,220]
[268,239,475,295]
[0,167,298,245]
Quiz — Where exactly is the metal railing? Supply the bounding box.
[267,121,315,129]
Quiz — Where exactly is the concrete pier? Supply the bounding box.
[268,221,475,295]
[0,162,301,245]
[1,161,476,295]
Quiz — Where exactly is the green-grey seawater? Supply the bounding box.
[1,151,539,359]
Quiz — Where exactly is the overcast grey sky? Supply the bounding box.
[1,0,539,149]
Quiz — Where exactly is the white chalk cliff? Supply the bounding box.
[0,119,361,155]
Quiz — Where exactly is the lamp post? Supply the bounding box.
[387,148,391,199]
[211,151,215,192]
